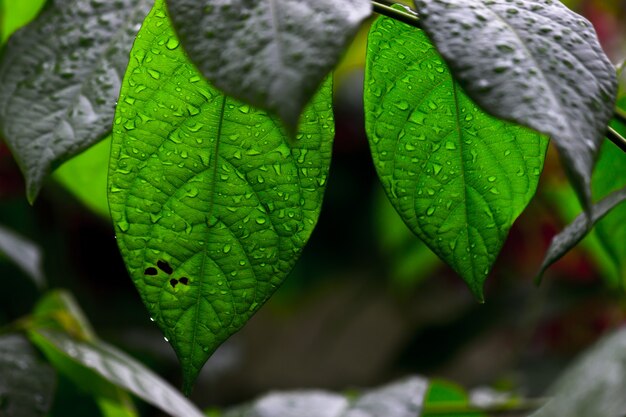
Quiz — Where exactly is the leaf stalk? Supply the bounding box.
[371,1,420,28]
[607,126,626,153]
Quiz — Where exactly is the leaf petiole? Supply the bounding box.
[371,1,420,28]
[607,126,626,153]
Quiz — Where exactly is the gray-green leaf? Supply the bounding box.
[413,0,618,213]
[109,0,334,394]
[30,330,204,417]
[0,224,45,288]
[538,184,626,279]
[223,377,429,417]
[365,12,547,299]
[529,327,626,417]
[165,0,370,131]
[0,0,152,202]
[0,334,56,417]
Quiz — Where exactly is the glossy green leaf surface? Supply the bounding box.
[0,334,56,417]
[413,0,618,213]
[0,0,152,202]
[364,14,547,299]
[54,136,111,219]
[28,291,203,417]
[0,224,45,288]
[109,0,334,393]
[165,0,370,131]
[530,327,626,417]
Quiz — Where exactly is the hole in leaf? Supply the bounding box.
[170,278,178,288]
[157,260,173,274]
[179,277,189,285]
[144,267,158,275]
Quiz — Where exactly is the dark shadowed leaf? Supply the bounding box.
[364,13,546,299]
[538,186,626,279]
[109,0,334,394]
[0,334,56,417]
[530,327,626,417]
[413,0,617,213]
[0,224,45,288]
[165,0,370,131]
[0,0,152,202]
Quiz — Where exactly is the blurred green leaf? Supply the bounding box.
[364,11,546,299]
[109,0,334,394]
[0,334,56,417]
[423,380,484,417]
[530,327,626,417]
[374,187,440,291]
[53,136,111,219]
[0,0,46,43]
[0,224,45,288]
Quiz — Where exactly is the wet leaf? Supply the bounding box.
[0,0,152,202]
[413,0,618,214]
[165,0,370,132]
[109,0,334,394]
[0,334,56,417]
[529,327,626,417]
[0,224,45,288]
[0,0,46,43]
[223,377,429,417]
[54,136,111,219]
[364,13,546,299]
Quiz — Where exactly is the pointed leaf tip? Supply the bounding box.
[364,13,546,298]
[110,0,335,392]
[0,0,152,199]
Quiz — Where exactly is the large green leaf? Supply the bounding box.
[109,0,334,394]
[364,13,547,299]
[413,0,617,214]
[529,327,626,417]
[0,334,56,417]
[28,290,202,417]
[0,224,45,288]
[165,0,370,132]
[0,0,152,202]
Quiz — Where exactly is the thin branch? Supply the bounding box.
[371,1,420,28]
[608,126,626,153]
